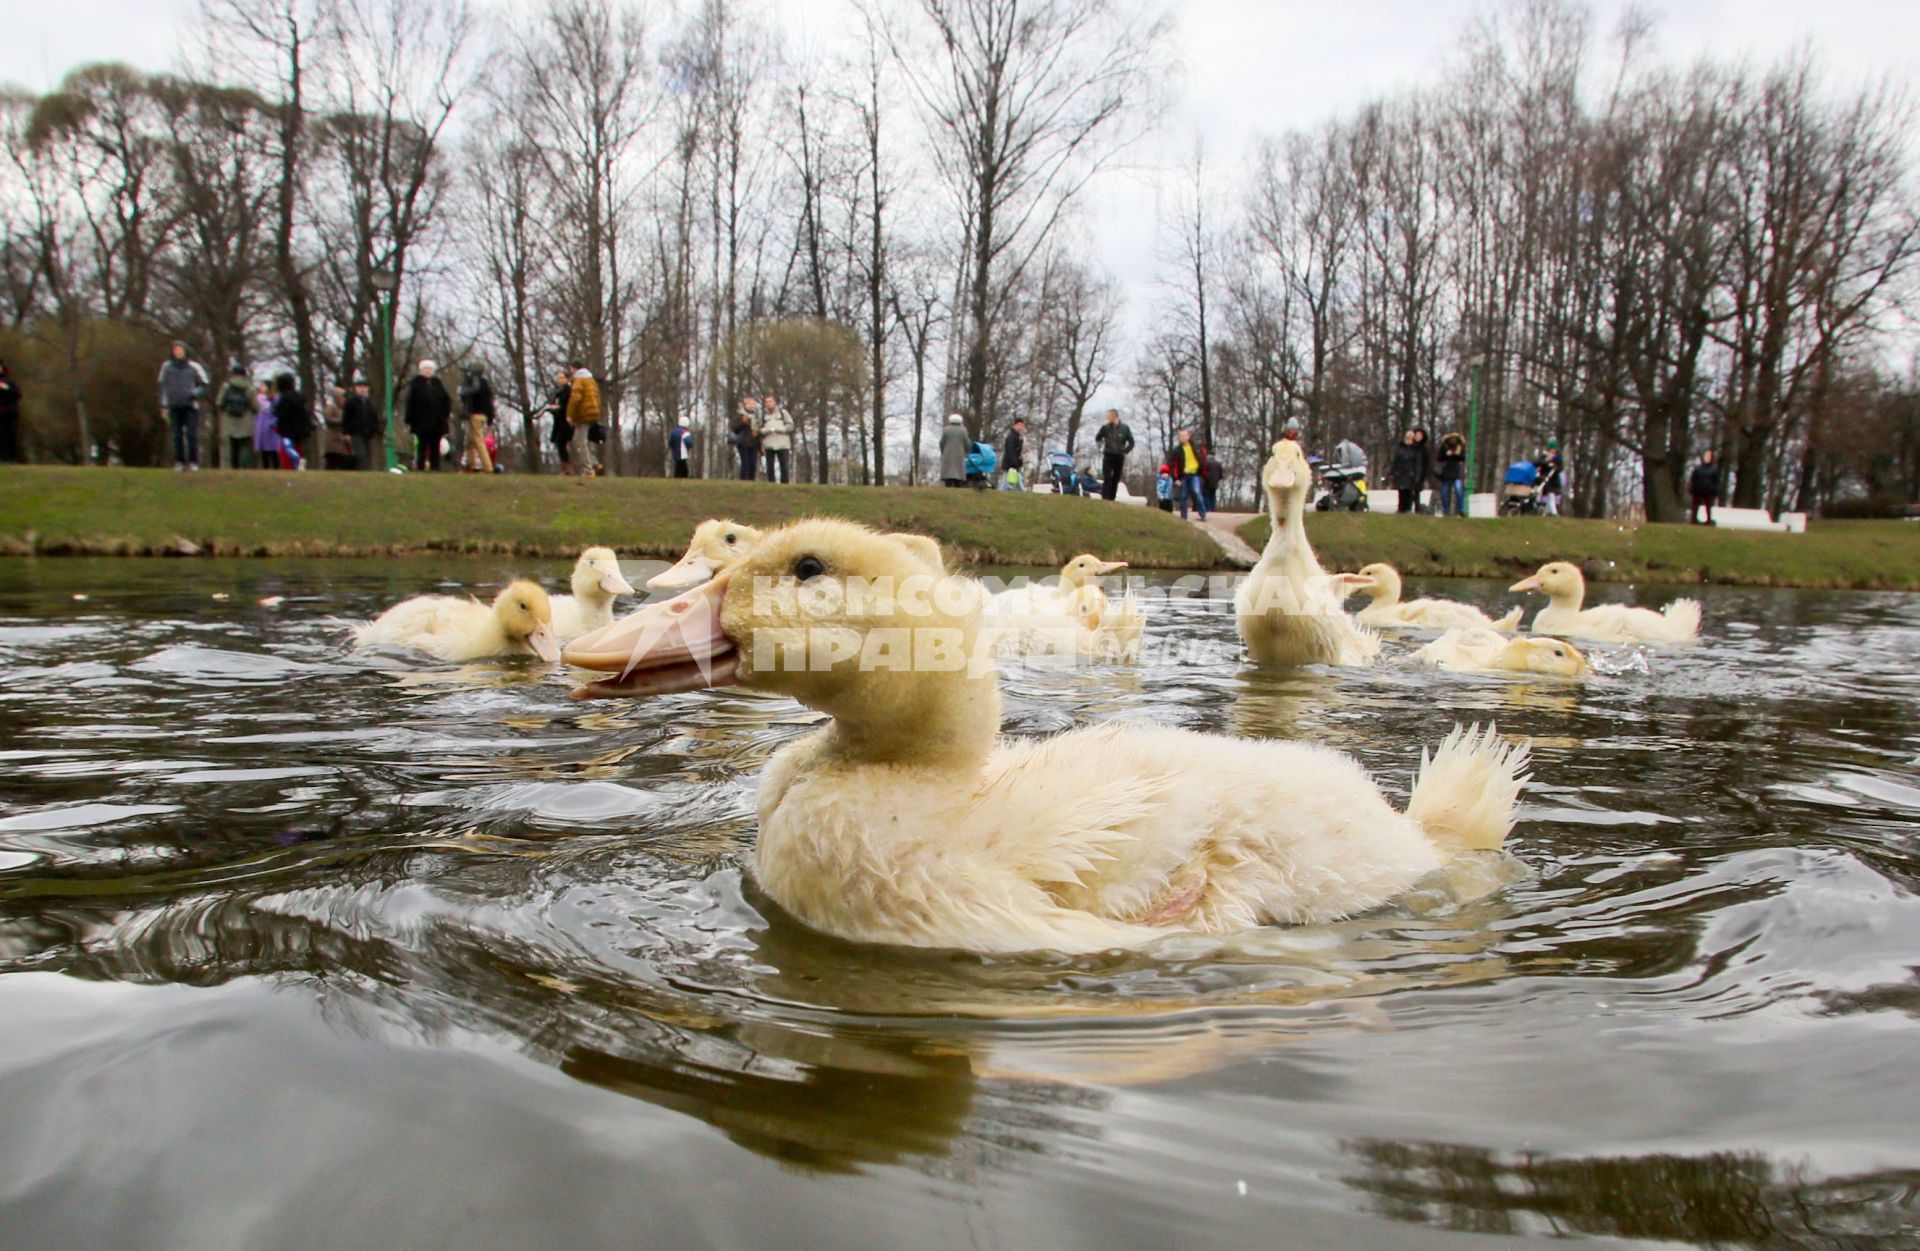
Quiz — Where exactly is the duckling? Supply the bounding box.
[564,520,1527,954]
[986,553,1145,661]
[1336,562,1523,632]
[1235,440,1379,667]
[549,547,636,639]
[354,580,560,662]
[1413,628,1591,677]
[1510,561,1700,644]
[648,519,764,591]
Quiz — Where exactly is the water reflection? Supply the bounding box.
[1,558,1919,1245]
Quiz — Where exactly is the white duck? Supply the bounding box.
[1235,439,1380,667]
[563,520,1527,954]
[1412,628,1591,677]
[1336,563,1523,633]
[549,547,636,639]
[985,553,1146,662]
[648,519,765,591]
[1510,561,1701,644]
[353,580,560,662]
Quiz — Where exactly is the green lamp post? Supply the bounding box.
[371,269,398,471]
[1464,353,1484,501]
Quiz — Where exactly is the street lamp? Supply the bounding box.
[1463,352,1485,500]
[370,269,399,472]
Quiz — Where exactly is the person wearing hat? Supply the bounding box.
[403,359,452,471]
[938,412,969,487]
[215,363,256,469]
[341,377,381,469]
[1538,436,1564,516]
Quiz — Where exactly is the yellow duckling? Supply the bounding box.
[647,519,765,591]
[1335,562,1523,632]
[354,580,560,662]
[1413,628,1591,677]
[1235,440,1379,667]
[564,520,1527,953]
[1510,561,1701,644]
[549,547,636,639]
[986,553,1145,661]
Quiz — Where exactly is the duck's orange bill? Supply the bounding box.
[563,571,741,699]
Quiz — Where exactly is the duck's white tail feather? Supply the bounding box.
[1662,598,1702,639]
[1406,724,1528,854]
[1096,594,1146,662]
[1492,605,1524,633]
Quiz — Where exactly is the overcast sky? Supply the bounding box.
[8,0,1918,411]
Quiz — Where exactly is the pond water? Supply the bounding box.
[1,556,1917,1249]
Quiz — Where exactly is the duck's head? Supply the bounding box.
[566,521,989,735]
[1497,635,1590,677]
[571,546,635,602]
[1057,553,1127,591]
[1262,439,1312,522]
[493,580,560,662]
[1334,562,1400,602]
[647,519,763,590]
[1510,561,1583,601]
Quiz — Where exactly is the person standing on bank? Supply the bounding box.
[1001,417,1026,490]
[758,393,792,483]
[669,414,694,478]
[271,373,313,470]
[939,412,968,487]
[1435,430,1468,517]
[1689,450,1721,525]
[341,378,380,470]
[404,359,452,472]
[541,369,573,474]
[459,366,496,474]
[1093,408,1134,500]
[1391,430,1427,513]
[1167,427,1209,521]
[1538,437,1565,517]
[565,362,603,475]
[0,359,22,464]
[730,398,759,481]
[215,364,254,469]
[157,341,209,471]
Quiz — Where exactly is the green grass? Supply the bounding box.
[1234,510,1920,590]
[0,466,1224,569]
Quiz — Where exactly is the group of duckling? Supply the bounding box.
[341,440,1698,955]
[1238,438,1700,679]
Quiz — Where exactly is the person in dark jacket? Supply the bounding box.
[1689,450,1721,525]
[730,398,759,480]
[538,369,573,474]
[1435,431,1468,517]
[1093,409,1134,500]
[403,359,452,471]
[459,366,497,473]
[1537,437,1564,516]
[1390,430,1428,513]
[1166,427,1209,521]
[669,417,694,477]
[1001,418,1026,490]
[1201,449,1224,512]
[272,373,313,469]
[0,358,24,464]
[340,379,381,469]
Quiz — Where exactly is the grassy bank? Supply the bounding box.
[1235,510,1920,590]
[0,466,1223,569]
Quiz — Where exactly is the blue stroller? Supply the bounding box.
[1045,449,1078,494]
[1501,460,1541,515]
[964,441,997,489]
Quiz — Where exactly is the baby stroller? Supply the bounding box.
[1500,460,1541,515]
[964,441,997,489]
[1044,449,1078,495]
[1313,439,1369,511]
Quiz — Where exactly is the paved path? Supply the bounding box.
[1191,510,1262,568]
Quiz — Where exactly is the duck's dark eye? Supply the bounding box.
[794,556,825,581]
[724,533,736,545]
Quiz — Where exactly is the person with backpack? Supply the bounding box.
[669,415,694,478]
[730,397,759,480]
[215,364,254,469]
[565,361,604,475]
[1093,409,1135,500]
[403,360,452,471]
[156,341,209,471]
